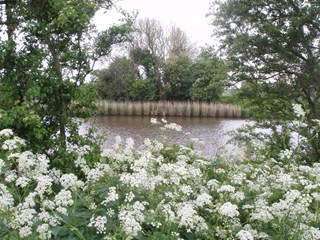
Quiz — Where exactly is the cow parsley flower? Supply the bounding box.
[2,136,26,150]
[19,226,33,238]
[102,187,119,205]
[35,175,53,195]
[292,103,305,117]
[86,168,103,182]
[236,230,254,240]
[54,189,73,207]
[218,202,239,218]
[60,173,78,189]
[218,185,236,193]
[125,192,135,203]
[0,183,14,211]
[37,223,52,240]
[15,176,31,188]
[194,193,212,207]
[279,149,293,160]
[207,179,219,190]
[88,215,108,234]
[0,129,14,138]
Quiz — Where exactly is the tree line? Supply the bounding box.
[92,18,228,102]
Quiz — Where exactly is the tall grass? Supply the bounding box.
[96,100,243,118]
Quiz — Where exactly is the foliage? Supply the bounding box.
[189,48,228,102]
[0,0,132,152]
[95,39,228,102]
[211,0,320,161]
[164,54,194,100]
[130,79,158,101]
[94,57,136,101]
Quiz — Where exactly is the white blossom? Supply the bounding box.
[60,173,78,189]
[0,129,14,138]
[102,187,119,205]
[236,230,254,240]
[218,202,239,218]
[293,103,305,117]
[37,223,52,240]
[88,215,108,234]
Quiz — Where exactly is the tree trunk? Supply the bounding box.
[4,0,16,41]
[45,36,67,147]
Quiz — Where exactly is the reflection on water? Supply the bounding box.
[88,116,248,157]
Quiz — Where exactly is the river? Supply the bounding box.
[86,116,248,157]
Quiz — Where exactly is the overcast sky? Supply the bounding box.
[94,0,215,47]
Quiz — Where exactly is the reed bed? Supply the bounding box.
[96,100,243,118]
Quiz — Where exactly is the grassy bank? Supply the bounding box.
[96,100,244,118]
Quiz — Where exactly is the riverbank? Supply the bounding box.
[96,100,244,118]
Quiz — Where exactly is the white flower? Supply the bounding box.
[176,202,208,232]
[54,189,73,207]
[101,187,119,205]
[118,201,148,238]
[5,170,17,183]
[218,185,236,193]
[236,230,254,240]
[207,179,219,190]
[19,226,33,238]
[2,136,26,150]
[300,225,320,240]
[0,183,14,211]
[293,103,305,117]
[194,193,212,207]
[88,215,108,234]
[60,173,78,189]
[12,208,37,228]
[181,185,193,196]
[125,192,135,203]
[15,176,31,188]
[279,149,293,160]
[38,211,60,226]
[37,223,52,240]
[0,129,14,138]
[35,175,53,195]
[86,168,103,182]
[218,202,239,218]
[42,200,56,211]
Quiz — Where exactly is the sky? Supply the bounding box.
[93,0,215,47]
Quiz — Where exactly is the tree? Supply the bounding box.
[0,0,132,151]
[211,0,320,161]
[189,47,228,101]
[95,57,135,100]
[131,18,196,100]
[164,54,194,100]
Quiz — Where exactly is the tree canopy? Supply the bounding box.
[0,0,133,152]
[211,0,320,161]
[94,18,228,102]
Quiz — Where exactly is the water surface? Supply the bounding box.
[88,116,247,157]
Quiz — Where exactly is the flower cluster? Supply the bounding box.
[0,120,320,240]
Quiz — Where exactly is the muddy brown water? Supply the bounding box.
[86,116,248,157]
